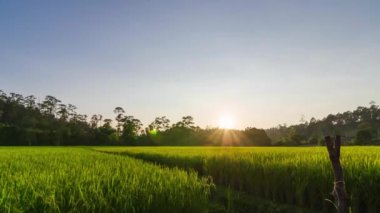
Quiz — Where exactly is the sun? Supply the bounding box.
[218,114,235,129]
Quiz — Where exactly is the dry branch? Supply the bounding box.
[325,135,349,213]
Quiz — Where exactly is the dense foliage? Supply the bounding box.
[0,147,212,212]
[266,102,380,145]
[1,90,378,146]
[98,146,380,212]
[0,90,270,146]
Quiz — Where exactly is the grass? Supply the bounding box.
[95,146,380,212]
[0,147,212,213]
[0,146,378,212]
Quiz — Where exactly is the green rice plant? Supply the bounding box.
[96,146,380,212]
[0,147,212,213]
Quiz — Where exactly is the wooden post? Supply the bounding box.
[324,135,349,213]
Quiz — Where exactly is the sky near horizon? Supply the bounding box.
[1,1,380,129]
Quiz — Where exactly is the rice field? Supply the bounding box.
[95,146,380,212]
[0,146,379,212]
[0,147,211,213]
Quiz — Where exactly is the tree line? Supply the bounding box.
[266,101,380,145]
[0,90,271,146]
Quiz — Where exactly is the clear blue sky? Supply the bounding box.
[1,0,379,129]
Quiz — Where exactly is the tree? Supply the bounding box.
[103,119,112,128]
[174,116,195,129]
[90,114,102,129]
[182,116,195,128]
[369,101,379,121]
[0,90,6,102]
[244,127,271,146]
[41,95,61,116]
[24,95,37,109]
[9,93,24,104]
[283,129,303,145]
[67,104,77,121]
[113,107,125,135]
[2,89,380,147]
[121,116,143,144]
[355,129,372,145]
[57,104,69,121]
[149,116,170,132]
[95,118,117,145]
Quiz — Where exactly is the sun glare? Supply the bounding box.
[218,114,235,129]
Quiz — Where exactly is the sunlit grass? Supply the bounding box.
[0,147,211,212]
[96,146,380,212]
